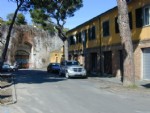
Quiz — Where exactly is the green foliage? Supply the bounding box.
[6,13,14,25]
[28,0,83,40]
[30,9,48,24]
[16,13,27,25]
[30,9,55,33]
[0,17,5,25]
[5,13,27,25]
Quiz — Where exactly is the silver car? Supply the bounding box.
[59,60,87,78]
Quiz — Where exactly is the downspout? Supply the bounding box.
[98,17,103,76]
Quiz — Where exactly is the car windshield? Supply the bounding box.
[52,63,60,66]
[67,61,79,66]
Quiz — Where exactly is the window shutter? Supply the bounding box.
[135,8,143,28]
[76,33,79,43]
[79,32,82,43]
[128,12,133,29]
[84,30,87,43]
[103,21,110,37]
[115,17,119,33]
[92,26,96,39]
[88,28,91,40]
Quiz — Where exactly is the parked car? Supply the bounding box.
[59,60,87,78]
[47,63,60,73]
[2,64,13,72]
[10,64,19,71]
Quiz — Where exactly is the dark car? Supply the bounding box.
[47,63,60,73]
[2,64,13,72]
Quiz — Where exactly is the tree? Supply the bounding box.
[6,13,27,25]
[0,17,4,25]
[116,0,135,86]
[6,13,14,25]
[1,0,27,68]
[30,9,55,34]
[28,0,83,60]
[16,13,27,25]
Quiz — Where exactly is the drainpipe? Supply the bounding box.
[98,17,103,76]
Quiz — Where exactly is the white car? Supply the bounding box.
[59,60,87,78]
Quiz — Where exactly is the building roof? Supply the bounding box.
[67,6,117,34]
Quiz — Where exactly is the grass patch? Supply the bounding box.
[126,84,138,89]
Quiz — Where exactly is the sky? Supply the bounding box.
[0,0,117,30]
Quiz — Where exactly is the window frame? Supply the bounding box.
[143,5,150,26]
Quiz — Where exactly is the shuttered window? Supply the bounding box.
[129,12,133,29]
[69,35,75,45]
[88,28,91,40]
[78,32,82,43]
[92,26,96,40]
[135,8,143,28]
[115,17,119,33]
[103,20,110,37]
[88,26,96,40]
[143,6,150,26]
[76,33,79,43]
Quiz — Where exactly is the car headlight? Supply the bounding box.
[67,67,74,71]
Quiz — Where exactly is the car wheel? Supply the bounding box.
[65,72,69,78]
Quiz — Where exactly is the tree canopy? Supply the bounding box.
[30,9,55,34]
[6,13,27,25]
[25,0,83,41]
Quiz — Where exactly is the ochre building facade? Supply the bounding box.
[67,0,150,80]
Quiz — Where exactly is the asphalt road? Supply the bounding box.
[1,69,150,113]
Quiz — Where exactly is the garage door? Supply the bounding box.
[143,48,150,79]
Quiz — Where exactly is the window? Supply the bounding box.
[88,26,96,40]
[135,7,143,28]
[91,26,96,40]
[78,32,82,43]
[136,6,150,28]
[81,30,87,42]
[143,6,150,26]
[84,30,87,42]
[88,28,92,40]
[103,20,110,37]
[69,35,75,45]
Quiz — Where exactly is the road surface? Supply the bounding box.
[1,69,150,113]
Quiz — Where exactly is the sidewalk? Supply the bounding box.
[0,73,17,105]
[88,76,150,91]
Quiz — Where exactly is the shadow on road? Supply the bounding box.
[13,69,66,84]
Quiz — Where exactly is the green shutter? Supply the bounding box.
[115,17,119,33]
[135,7,143,28]
[88,28,91,40]
[92,26,96,39]
[129,12,132,29]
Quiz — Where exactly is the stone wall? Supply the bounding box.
[0,25,63,69]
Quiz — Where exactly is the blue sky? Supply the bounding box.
[0,0,117,29]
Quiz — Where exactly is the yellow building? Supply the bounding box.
[67,0,150,80]
[49,47,64,63]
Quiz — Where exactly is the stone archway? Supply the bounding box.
[15,42,32,69]
[15,50,30,68]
